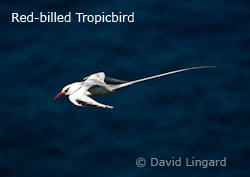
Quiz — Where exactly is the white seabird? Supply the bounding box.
[54,66,215,109]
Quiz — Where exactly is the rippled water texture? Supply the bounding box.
[0,0,249,177]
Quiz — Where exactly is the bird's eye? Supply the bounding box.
[64,88,69,92]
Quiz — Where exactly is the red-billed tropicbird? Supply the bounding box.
[54,66,215,109]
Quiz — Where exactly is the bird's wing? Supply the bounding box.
[104,77,127,84]
[69,87,113,109]
[83,72,105,82]
[83,72,127,84]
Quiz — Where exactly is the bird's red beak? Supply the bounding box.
[54,92,65,100]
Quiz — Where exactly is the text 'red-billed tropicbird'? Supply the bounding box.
[54,66,215,109]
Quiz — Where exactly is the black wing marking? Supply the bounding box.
[76,99,102,108]
[104,77,127,84]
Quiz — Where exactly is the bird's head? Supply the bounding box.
[54,82,81,100]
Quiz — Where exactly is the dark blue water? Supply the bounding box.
[1,0,250,177]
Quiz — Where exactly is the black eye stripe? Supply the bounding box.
[65,88,69,92]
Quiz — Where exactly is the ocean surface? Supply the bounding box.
[0,0,250,177]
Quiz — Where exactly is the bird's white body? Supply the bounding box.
[55,66,215,109]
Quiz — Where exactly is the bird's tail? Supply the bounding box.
[111,66,216,90]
